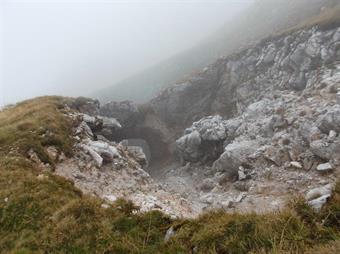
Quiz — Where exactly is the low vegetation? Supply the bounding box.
[0,97,339,253]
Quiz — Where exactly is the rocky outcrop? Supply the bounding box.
[171,25,339,179]
[148,26,340,128]
[176,116,226,163]
[100,100,142,128]
[57,109,195,218]
[70,97,100,115]
[63,25,340,215]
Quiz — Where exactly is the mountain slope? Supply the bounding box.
[1,97,340,253]
[94,0,338,103]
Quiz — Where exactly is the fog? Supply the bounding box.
[1,0,253,106]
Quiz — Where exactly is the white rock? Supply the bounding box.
[290,161,302,169]
[101,204,110,209]
[99,116,122,129]
[104,194,117,203]
[238,167,247,180]
[87,140,120,162]
[306,184,333,201]
[164,226,175,242]
[316,162,333,172]
[37,174,48,181]
[80,144,103,167]
[76,121,94,138]
[329,130,337,140]
[308,194,331,211]
[82,114,96,124]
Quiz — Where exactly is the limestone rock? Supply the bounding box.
[86,140,120,163]
[79,144,103,168]
[176,130,202,162]
[164,226,175,242]
[316,162,333,173]
[100,100,141,127]
[290,161,302,169]
[310,139,340,160]
[213,140,258,180]
[306,184,333,201]
[317,105,340,133]
[308,194,331,211]
[128,146,147,168]
[104,194,117,203]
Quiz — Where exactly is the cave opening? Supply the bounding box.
[108,126,171,170]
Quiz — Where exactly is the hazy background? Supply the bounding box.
[1,0,252,106]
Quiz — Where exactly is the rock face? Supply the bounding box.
[100,100,142,128]
[147,26,340,128]
[57,25,340,217]
[70,97,100,115]
[169,26,340,213]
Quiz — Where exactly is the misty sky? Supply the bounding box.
[1,0,254,106]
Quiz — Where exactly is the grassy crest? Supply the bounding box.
[0,97,339,253]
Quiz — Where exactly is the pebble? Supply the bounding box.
[316,162,333,172]
[290,161,302,169]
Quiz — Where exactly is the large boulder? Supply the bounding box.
[317,105,340,134]
[84,140,120,163]
[100,100,142,127]
[80,113,121,137]
[299,122,323,144]
[212,140,259,181]
[190,115,226,141]
[176,116,227,163]
[176,131,202,162]
[71,97,100,115]
[310,139,340,160]
[306,184,333,211]
[127,146,148,168]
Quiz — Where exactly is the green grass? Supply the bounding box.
[0,97,339,253]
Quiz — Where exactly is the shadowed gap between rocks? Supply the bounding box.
[107,126,171,170]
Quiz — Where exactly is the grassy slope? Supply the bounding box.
[0,97,340,253]
[93,0,339,103]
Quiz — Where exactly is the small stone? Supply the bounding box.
[290,161,302,169]
[46,146,59,161]
[104,194,117,203]
[4,197,8,203]
[238,167,247,181]
[329,130,337,140]
[316,162,333,172]
[308,194,331,211]
[101,204,110,209]
[306,184,332,201]
[164,226,175,242]
[59,152,66,162]
[37,174,48,180]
